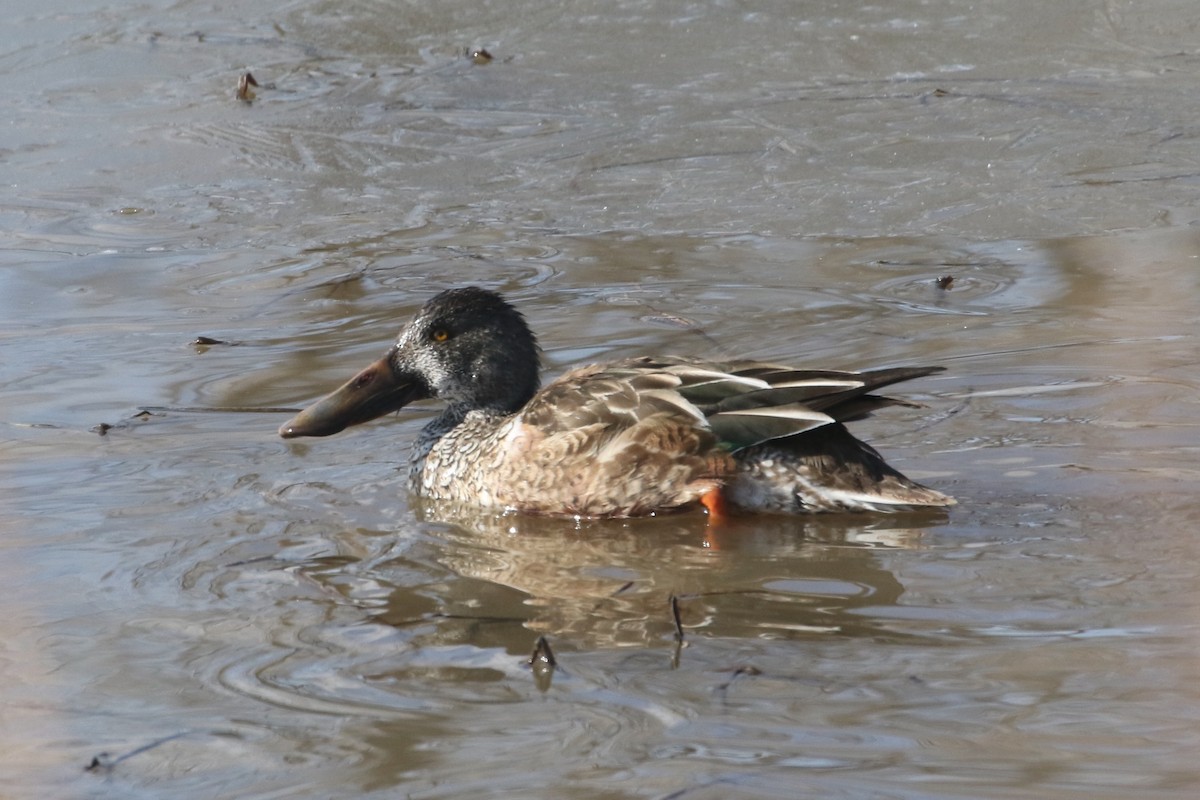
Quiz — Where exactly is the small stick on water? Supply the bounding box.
[236,71,258,102]
[138,405,303,414]
[86,731,196,773]
[715,665,763,700]
[92,406,299,435]
[528,635,557,692]
[669,594,685,641]
[529,635,556,668]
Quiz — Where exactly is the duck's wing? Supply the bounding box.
[519,360,710,436]
[501,361,735,517]
[526,357,944,451]
[712,363,943,416]
[569,357,942,452]
[666,359,955,512]
[703,363,946,446]
[507,357,950,516]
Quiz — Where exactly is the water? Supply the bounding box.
[3,1,1199,797]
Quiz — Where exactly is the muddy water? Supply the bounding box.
[3,1,1200,797]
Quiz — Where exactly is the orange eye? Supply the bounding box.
[431,328,451,342]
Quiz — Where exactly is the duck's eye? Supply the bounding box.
[431,328,451,343]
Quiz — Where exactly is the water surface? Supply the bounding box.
[3,1,1199,797]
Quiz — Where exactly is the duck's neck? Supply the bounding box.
[419,404,471,447]
[433,396,518,431]
[407,403,514,491]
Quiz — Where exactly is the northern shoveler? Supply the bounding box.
[279,287,954,518]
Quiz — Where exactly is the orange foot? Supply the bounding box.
[700,487,734,550]
[700,486,731,522]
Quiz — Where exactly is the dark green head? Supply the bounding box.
[280,287,541,438]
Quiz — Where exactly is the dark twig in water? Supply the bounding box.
[715,665,763,702]
[529,635,557,668]
[90,409,160,435]
[236,71,258,102]
[669,594,685,641]
[670,636,683,670]
[86,731,197,773]
[528,636,557,692]
[92,406,303,435]
[138,405,303,415]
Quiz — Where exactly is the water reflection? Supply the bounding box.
[7,0,1200,793]
[282,498,951,655]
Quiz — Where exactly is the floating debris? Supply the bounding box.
[85,754,112,772]
[642,312,701,330]
[85,731,196,773]
[669,594,685,641]
[528,635,556,691]
[137,405,300,415]
[528,635,556,668]
[236,71,258,102]
[715,665,763,700]
[936,275,955,290]
[91,409,160,435]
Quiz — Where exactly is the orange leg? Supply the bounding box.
[700,487,734,550]
[700,486,730,522]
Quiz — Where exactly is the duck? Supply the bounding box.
[279,286,954,518]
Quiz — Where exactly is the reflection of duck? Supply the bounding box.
[369,501,942,649]
[281,287,954,517]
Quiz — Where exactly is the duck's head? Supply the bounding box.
[279,287,540,438]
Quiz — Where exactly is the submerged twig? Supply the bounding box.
[669,594,685,641]
[236,71,258,102]
[715,665,763,702]
[86,731,197,773]
[528,635,557,692]
[91,405,303,435]
[528,635,557,668]
[138,405,302,415]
